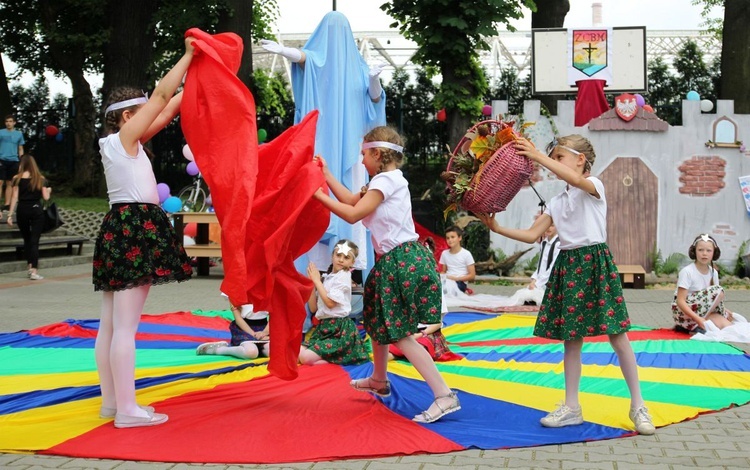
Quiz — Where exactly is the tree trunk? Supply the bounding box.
[720,0,750,113]
[218,0,255,94]
[69,74,103,196]
[101,0,159,100]
[0,56,11,117]
[440,67,475,150]
[531,0,571,115]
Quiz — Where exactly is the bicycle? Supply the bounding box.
[177,173,208,212]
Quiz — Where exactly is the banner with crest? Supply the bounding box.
[567,28,613,85]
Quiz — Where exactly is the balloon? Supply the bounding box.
[186,161,199,176]
[205,195,212,206]
[634,94,645,107]
[184,222,198,238]
[700,99,714,112]
[162,196,182,213]
[642,104,654,113]
[45,125,59,137]
[55,132,64,142]
[686,91,700,101]
[482,105,492,116]
[258,128,267,143]
[436,108,447,122]
[182,144,194,162]
[156,183,171,203]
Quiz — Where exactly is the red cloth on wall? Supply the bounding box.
[181,29,328,380]
[574,79,610,127]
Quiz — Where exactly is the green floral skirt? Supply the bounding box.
[534,243,631,340]
[93,203,193,292]
[363,241,442,344]
[304,317,369,365]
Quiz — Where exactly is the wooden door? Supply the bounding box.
[599,157,658,271]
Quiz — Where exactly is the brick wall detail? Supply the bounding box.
[678,156,726,196]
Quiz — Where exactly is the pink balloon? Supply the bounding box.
[482,105,492,116]
[186,161,199,176]
[182,144,195,162]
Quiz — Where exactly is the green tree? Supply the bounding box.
[485,66,532,115]
[646,57,680,125]
[673,40,714,101]
[692,0,750,113]
[382,0,536,148]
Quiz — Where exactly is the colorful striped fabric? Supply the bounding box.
[1,311,749,463]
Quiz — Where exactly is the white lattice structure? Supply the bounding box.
[254,29,720,84]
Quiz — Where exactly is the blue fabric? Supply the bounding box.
[291,12,386,276]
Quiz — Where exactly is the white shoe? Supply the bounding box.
[630,404,656,435]
[29,273,44,280]
[540,402,583,427]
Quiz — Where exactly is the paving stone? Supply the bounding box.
[12,456,75,468]
[502,458,562,469]
[561,462,616,469]
[59,459,122,469]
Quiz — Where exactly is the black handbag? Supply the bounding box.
[42,202,64,233]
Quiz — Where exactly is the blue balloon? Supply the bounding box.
[162,196,182,213]
[686,91,700,101]
[55,132,64,142]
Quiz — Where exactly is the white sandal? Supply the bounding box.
[413,391,461,423]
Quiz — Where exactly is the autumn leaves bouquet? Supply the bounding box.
[441,119,534,217]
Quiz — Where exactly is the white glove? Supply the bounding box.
[368,63,385,100]
[260,39,302,63]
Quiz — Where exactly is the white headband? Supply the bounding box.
[362,141,404,153]
[104,96,148,115]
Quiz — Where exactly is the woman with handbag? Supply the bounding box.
[6,154,51,280]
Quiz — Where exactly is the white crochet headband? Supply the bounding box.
[362,141,404,153]
[104,96,148,115]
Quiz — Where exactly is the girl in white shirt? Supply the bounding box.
[478,134,654,435]
[299,239,369,365]
[313,126,458,424]
[672,234,734,333]
[92,38,195,429]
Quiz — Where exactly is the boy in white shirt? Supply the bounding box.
[439,226,476,293]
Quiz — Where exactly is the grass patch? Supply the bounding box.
[56,197,109,213]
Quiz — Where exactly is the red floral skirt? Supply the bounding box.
[93,203,192,292]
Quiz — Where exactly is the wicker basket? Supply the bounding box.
[446,120,533,214]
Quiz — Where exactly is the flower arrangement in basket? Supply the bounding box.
[441,119,534,217]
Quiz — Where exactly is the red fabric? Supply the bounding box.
[181,29,328,380]
[413,219,448,266]
[574,79,610,126]
[46,365,461,463]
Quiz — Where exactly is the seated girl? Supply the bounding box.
[299,239,369,365]
[672,234,734,334]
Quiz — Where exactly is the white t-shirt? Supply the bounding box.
[99,133,159,205]
[676,263,719,296]
[544,177,607,250]
[439,248,475,277]
[361,170,418,255]
[316,270,353,319]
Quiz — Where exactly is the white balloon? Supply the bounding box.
[700,99,714,113]
[182,144,195,162]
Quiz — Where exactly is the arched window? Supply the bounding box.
[710,116,741,148]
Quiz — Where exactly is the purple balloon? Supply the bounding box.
[156,182,170,203]
[186,161,199,176]
[634,94,645,107]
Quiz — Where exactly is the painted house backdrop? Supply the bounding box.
[488,99,749,272]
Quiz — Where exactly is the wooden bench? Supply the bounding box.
[173,212,221,276]
[0,235,88,260]
[617,264,646,289]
